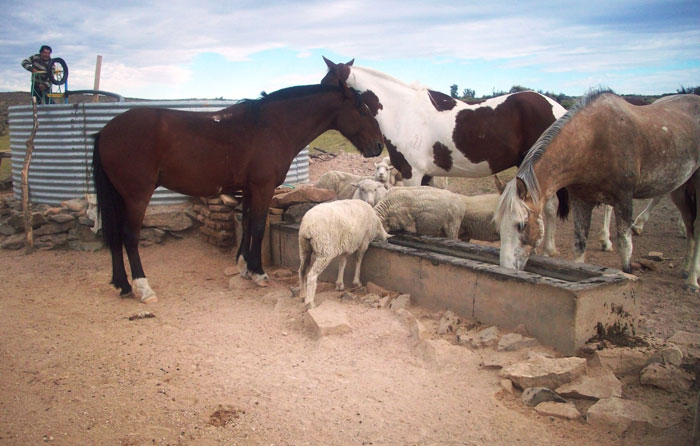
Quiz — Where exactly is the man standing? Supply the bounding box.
[21,45,52,104]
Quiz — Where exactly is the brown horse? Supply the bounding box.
[93,83,384,302]
[496,90,700,289]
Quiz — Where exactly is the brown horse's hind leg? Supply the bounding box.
[238,187,274,287]
[571,198,595,264]
[123,200,157,303]
[110,245,132,296]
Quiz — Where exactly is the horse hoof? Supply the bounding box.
[683,284,700,293]
[141,295,159,304]
[600,242,613,252]
[252,273,269,287]
[631,226,643,236]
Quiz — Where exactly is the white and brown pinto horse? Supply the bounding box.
[496,90,700,289]
[321,57,567,256]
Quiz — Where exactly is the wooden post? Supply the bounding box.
[93,55,102,103]
[22,97,39,251]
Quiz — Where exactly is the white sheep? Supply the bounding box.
[298,200,389,309]
[352,178,389,206]
[378,156,403,187]
[315,170,366,199]
[373,186,466,239]
[456,193,500,242]
[373,159,394,188]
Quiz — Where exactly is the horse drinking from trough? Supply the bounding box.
[321,57,567,256]
[495,90,700,289]
[92,83,384,302]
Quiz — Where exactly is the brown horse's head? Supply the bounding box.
[495,177,545,270]
[333,81,384,158]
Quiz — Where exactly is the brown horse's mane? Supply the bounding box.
[237,84,363,123]
[515,87,615,204]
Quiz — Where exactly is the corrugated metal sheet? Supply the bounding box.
[8,101,310,205]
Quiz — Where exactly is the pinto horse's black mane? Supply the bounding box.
[515,87,615,204]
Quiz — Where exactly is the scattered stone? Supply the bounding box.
[8,212,47,230]
[638,258,658,271]
[143,211,193,232]
[437,310,460,335]
[667,331,700,359]
[389,294,411,311]
[272,269,294,279]
[511,324,529,337]
[521,387,567,406]
[0,233,25,250]
[396,308,427,342]
[282,202,317,223]
[640,363,694,392]
[500,356,587,390]
[643,251,664,261]
[586,397,671,434]
[219,194,240,207]
[500,379,514,393]
[46,213,75,224]
[534,402,581,420]
[33,222,73,236]
[61,197,88,212]
[360,293,382,307]
[646,345,683,367]
[469,326,500,348]
[271,186,335,208]
[0,224,16,236]
[497,333,539,352]
[340,291,355,301]
[589,347,650,376]
[556,367,622,400]
[305,301,352,338]
[366,281,396,297]
[35,234,68,250]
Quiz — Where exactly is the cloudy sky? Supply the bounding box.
[1,0,698,100]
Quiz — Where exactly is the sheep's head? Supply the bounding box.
[352,179,389,206]
[373,162,393,184]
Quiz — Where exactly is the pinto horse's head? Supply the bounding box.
[323,58,383,158]
[495,177,545,270]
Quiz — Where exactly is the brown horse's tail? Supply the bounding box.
[92,133,124,253]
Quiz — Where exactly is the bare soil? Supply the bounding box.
[0,151,698,446]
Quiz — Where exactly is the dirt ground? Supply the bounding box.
[1,151,698,446]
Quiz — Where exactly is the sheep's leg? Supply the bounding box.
[542,195,560,256]
[305,256,333,309]
[598,205,614,252]
[335,255,347,290]
[351,247,369,288]
[298,241,312,298]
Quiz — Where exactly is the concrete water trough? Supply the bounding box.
[269,222,639,354]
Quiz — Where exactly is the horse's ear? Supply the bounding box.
[323,56,336,70]
[516,177,529,200]
[347,59,354,66]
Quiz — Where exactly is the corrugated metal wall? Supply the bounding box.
[8,101,309,205]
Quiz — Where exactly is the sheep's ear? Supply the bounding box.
[374,163,379,168]
[351,182,359,189]
[494,175,506,194]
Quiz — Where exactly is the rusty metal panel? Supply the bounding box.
[8,101,310,205]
